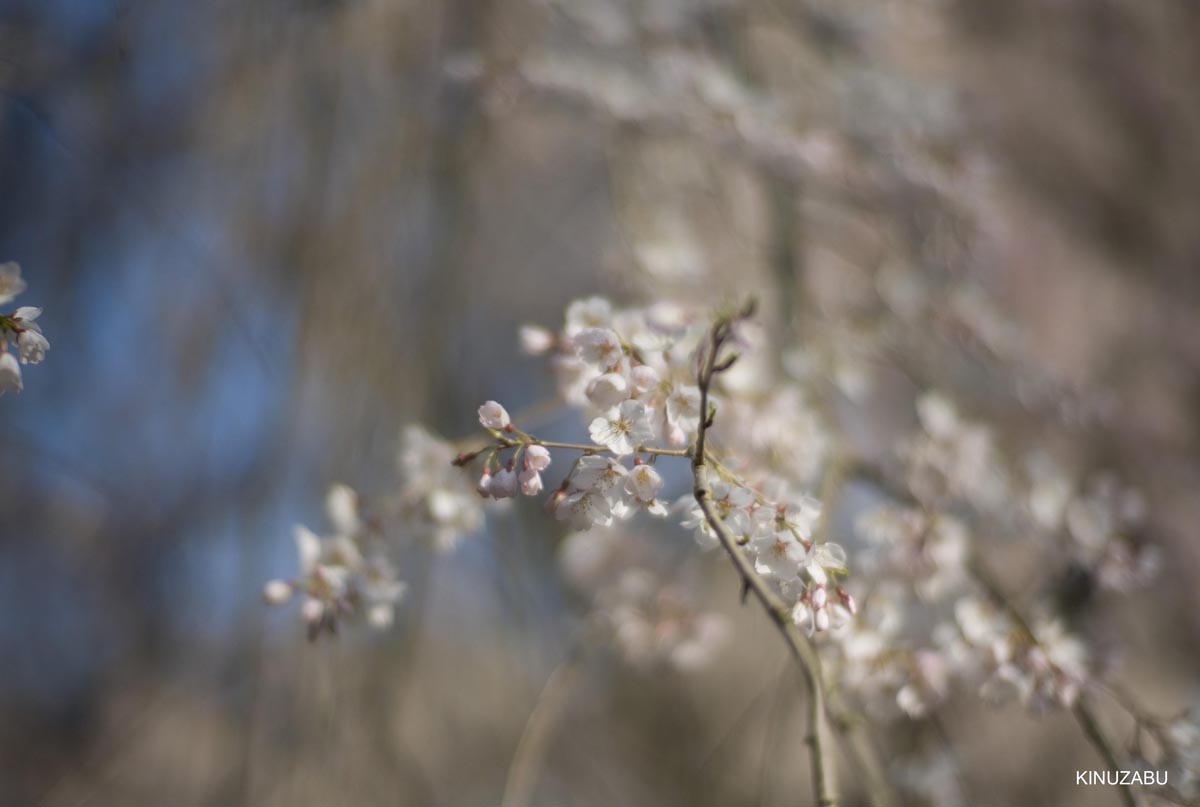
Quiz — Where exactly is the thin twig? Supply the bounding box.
[969,559,1138,807]
[454,436,690,466]
[518,438,690,458]
[827,691,899,807]
[500,648,583,807]
[692,307,839,807]
[1074,699,1139,807]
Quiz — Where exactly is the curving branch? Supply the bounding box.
[691,305,839,807]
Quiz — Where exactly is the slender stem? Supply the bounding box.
[500,649,582,807]
[827,698,899,807]
[692,312,839,807]
[518,438,690,458]
[455,436,690,466]
[1074,699,1139,807]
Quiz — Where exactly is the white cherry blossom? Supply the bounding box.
[572,454,629,495]
[751,529,806,582]
[629,364,661,396]
[575,327,624,368]
[0,263,25,304]
[556,489,613,530]
[624,463,667,516]
[262,579,294,605]
[665,384,702,432]
[802,542,848,587]
[0,352,21,395]
[588,399,656,455]
[586,371,630,408]
[563,296,613,337]
[326,483,362,536]
[678,480,755,548]
[1,265,50,390]
[13,311,47,365]
[518,323,555,355]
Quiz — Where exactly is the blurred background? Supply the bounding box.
[2,0,1200,805]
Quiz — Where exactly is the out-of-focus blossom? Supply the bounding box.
[518,323,555,355]
[264,484,405,638]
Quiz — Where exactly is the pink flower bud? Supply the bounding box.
[837,586,857,616]
[491,464,519,499]
[477,468,493,498]
[524,444,552,471]
[477,400,511,430]
[519,468,544,496]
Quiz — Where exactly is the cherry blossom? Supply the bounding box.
[263,485,406,638]
[575,327,624,368]
[624,462,667,516]
[259,290,1176,807]
[588,399,656,456]
[0,263,25,304]
[519,467,544,496]
[750,528,806,582]
[490,463,519,499]
[518,323,555,355]
[523,444,552,471]
[0,263,50,394]
[477,400,511,430]
[0,352,21,396]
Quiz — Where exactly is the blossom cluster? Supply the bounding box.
[263,484,406,638]
[256,284,1200,807]
[265,297,855,645]
[559,527,729,672]
[952,599,1089,712]
[509,299,852,634]
[0,262,50,395]
[263,424,492,635]
[1030,465,1159,592]
[832,582,1088,720]
[833,390,1163,724]
[474,401,553,499]
[396,425,486,552]
[262,297,1180,802]
[520,297,705,450]
[903,392,1008,510]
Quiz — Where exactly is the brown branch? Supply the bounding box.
[692,307,839,807]
[824,681,899,807]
